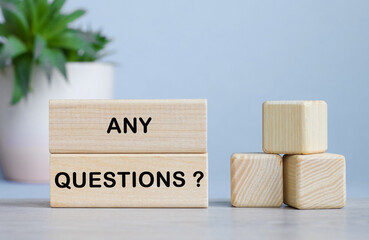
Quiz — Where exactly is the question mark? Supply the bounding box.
[193,171,204,187]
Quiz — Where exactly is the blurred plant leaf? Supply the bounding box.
[12,54,33,104]
[0,1,29,39]
[0,35,27,68]
[35,0,48,17]
[25,0,38,34]
[0,0,110,104]
[33,34,46,59]
[38,0,65,30]
[43,9,85,39]
[0,23,10,36]
[48,30,95,56]
[39,47,67,81]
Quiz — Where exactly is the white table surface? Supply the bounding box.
[0,198,368,240]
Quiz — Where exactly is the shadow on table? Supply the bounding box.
[0,199,231,209]
[209,200,231,207]
[0,199,50,208]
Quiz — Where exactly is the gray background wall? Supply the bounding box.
[64,0,369,198]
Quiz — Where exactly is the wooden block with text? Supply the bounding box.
[284,153,346,209]
[50,154,208,208]
[263,100,327,154]
[49,99,207,153]
[231,153,283,207]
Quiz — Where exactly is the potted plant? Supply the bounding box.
[0,0,114,182]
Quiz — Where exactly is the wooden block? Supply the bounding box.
[263,100,327,154]
[231,153,283,207]
[49,99,207,153]
[283,153,346,209]
[50,154,208,208]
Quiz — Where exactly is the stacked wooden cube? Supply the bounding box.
[49,99,208,208]
[231,101,346,209]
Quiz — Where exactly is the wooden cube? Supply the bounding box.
[49,99,207,153]
[283,153,346,209]
[231,153,283,207]
[50,154,208,208]
[263,100,327,154]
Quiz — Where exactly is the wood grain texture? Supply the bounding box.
[50,154,208,208]
[263,100,327,154]
[283,153,346,209]
[49,99,207,153]
[231,153,283,207]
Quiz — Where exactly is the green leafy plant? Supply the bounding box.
[0,0,110,104]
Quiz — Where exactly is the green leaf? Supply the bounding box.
[0,35,28,57]
[15,0,28,21]
[11,74,24,104]
[35,0,48,16]
[60,30,111,61]
[25,0,38,34]
[43,9,86,39]
[91,32,110,51]
[11,54,33,104]
[0,24,10,36]
[63,9,86,24]
[38,0,66,31]
[33,34,46,60]
[0,1,29,40]
[50,0,66,13]
[39,48,67,81]
[49,30,95,56]
[0,35,28,68]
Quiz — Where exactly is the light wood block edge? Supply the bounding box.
[262,100,327,154]
[231,153,283,208]
[283,153,346,209]
[50,153,208,208]
[49,99,207,154]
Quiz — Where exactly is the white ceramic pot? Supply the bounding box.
[0,62,114,183]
